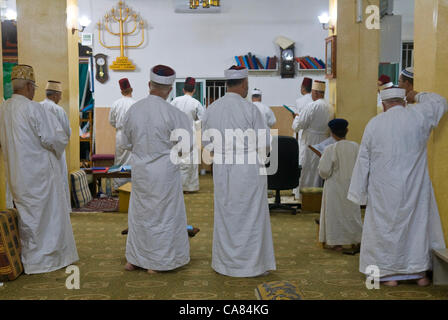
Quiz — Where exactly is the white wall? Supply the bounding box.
[78,0,329,108]
[393,0,414,41]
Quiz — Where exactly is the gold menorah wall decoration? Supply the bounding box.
[97,1,144,71]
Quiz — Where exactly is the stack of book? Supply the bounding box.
[234,53,278,70]
[296,56,325,69]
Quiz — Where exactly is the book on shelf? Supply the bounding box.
[233,54,278,70]
[296,56,326,69]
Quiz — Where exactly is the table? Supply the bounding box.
[84,169,131,196]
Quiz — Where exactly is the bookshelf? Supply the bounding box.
[248,69,279,77]
[297,68,326,74]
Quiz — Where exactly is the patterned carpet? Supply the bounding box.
[1,174,447,300]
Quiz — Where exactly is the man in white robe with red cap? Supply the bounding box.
[122,65,193,274]
[109,78,136,188]
[171,77,205,192]
[348,86,447,286]
[0,65,78,274]
[293,80,334,200]
[202,65,276,277]
[40,80,71,208]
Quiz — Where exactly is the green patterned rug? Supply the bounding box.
[1,175,447,300]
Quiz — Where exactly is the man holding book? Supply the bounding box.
[292,80,334,201]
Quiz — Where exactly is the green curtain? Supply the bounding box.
[79,63,89,108]
[379,63,399,85]
[3,62,17,100]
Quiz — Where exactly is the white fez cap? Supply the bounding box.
[401,67,414,79]
[224,67,248,80]
[380,87,406,101]
[150,65,176,85]
[379,82,394,90]
[312,80,326,92]
[252,88,262,96]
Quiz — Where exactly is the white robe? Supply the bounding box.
[109,96,136,188]
[122,94,192,271]
[40,98,71,208]
[171,94,205,192]
[318,140,362,245]
[293,93,313,165]
[0,94,78,274]
[253,101,276,128]
[293,98,334,199]
[348,92,447,278]
[202,92,276,277]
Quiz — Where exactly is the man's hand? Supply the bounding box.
[406,90,419,104]
[292,113,299,119]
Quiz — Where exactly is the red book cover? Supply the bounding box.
[309,56,323,69]
[300,57,312,69]
[298,58,308,69]
[238,56,245,67]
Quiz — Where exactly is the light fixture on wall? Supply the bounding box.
[318,12,335,33]
[72,16,91,34]
[190,0,220,9]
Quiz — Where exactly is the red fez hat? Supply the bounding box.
[152,65,175,77]
[185,77,196,86]
[302,77,312,88]
[378,74,391,85]
[119,78,131,91]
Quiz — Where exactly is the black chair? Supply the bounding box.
[266,135,301,215]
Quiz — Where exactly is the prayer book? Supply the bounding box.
[282,104,295,115]
[308,136,336,157]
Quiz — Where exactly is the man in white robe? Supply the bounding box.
[122,65,192,274]
[292,80,334,200]
[0,65,78,274]
[171,77,205,192]
[251,88,276,128]
[292,77,313,197]
[398,67,414,96]
[40,80,71,208]
[348,87,447,286]
[318,119,362,250]
[109,78,136,189]
[202,65,276,277]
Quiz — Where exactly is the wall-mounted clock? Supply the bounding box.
[94,53,109,83]
[280,45,295,78]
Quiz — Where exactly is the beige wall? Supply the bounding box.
[329,0,380,143]
[414,0,448,244]
[16,0,80,174]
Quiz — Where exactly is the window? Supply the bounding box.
[402,42,414,70]
[205,80,226,107]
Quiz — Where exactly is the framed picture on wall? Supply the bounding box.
[325,36,337,79]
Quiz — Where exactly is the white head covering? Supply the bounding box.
[379,82,394,90]
[150,65,176,85]
[312,80,326,92]
[251,88,262,96]
[401,67,414,79]
[224,67,248,80]
[380,87,406,101]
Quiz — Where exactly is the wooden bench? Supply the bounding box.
[433,248,448,285]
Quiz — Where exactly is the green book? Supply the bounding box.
[282,104,295,115]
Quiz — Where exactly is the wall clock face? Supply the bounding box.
[94,54,109,84]
[282,49,294,61]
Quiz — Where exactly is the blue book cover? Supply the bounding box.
[251,56,259,70]
[235,56,241,66]
[316,58,326,68]
[305,57,318,69]
[265,57,270,69]
[243,55,250,69]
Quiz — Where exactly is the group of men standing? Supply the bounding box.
[291,68,447,286]
[0,63,446,288]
